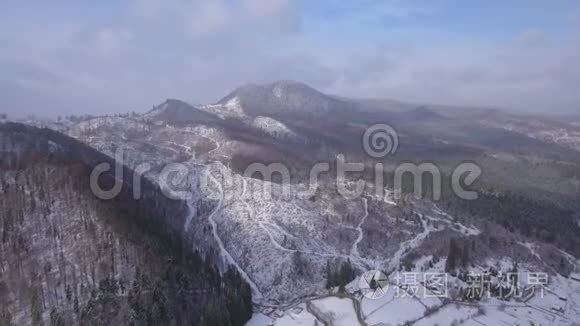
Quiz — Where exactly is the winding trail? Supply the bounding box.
[387,214,434,272]
[240,178,374,271]
[205,136,220,157]
[204,168,264,298]
[241,178,295,253]
[182,147,380,302]
[305,294,366,326]
[183,202,196,244]
[182,152,201,233]
[180,158,263,299]
[240,178,376,270]
[182,155,373,300]
[306,300,329,326]
[263,221,295,241]
[351,197,369,257]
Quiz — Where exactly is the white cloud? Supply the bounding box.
[243,0,291,17]
[92,28,132,57]
[517,28,547,45]
[187,1,233,37]
[325,42,580,112]
[0,1,578,117]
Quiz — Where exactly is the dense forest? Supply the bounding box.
[0,124,253,325]
[379,167,580,259]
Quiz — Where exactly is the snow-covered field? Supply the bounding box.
[248,269,580,325]
[310,297,360,326]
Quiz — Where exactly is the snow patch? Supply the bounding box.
[252,116,298,139]
[273,85,283,98]
[310,297,360,326]
[224,96,246,117]
[200,96,246,119]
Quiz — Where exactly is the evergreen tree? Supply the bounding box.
[0,306,12,326]
[445,239,459,272]
[339,259,355,287]
[50,307,65,326]
[461,244,470,268]
[30,288,43,326]
[325,260,334,289]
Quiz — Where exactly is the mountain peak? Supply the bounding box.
[217,80,351,119]
[219,80,321,103]
[147,98,220,125]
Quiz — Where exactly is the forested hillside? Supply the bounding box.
[0,128,252,325]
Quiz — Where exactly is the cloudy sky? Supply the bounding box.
[1,0,579,117]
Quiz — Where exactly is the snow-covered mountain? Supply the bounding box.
[4,81,580,325]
